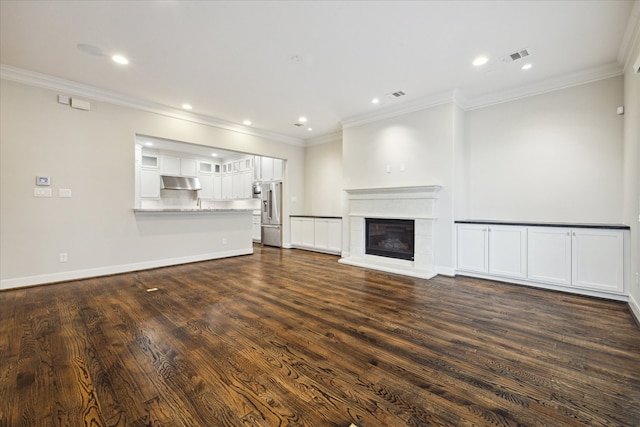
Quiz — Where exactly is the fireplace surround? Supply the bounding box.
[339,186,441,279]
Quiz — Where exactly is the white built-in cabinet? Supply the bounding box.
[162,155,197,177]
[456,222,626,296]
[291,216,341,254]
[197,160,214,199]
[255,156,283,181]
[456,224,526,279]
[528,227,624,293]
[252,214,261,242]
[140,153,160,199]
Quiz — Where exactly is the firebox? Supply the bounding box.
[365,218,415,261]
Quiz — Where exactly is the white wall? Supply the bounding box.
[0,79,305,288]
[623,31,640,319]
[303,136,343,216]
[342,102,457,274]
[465,77,624,223]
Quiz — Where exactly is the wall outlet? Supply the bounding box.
[59,188,72,198]
[59,253,68,263]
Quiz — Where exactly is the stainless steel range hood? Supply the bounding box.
[160,175,202,190]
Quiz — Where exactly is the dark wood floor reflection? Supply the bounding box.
[2,244,639,426]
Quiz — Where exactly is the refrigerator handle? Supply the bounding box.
[263,199,268,214]
[268,189,273,220]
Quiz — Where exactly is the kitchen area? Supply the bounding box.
[134,135,285,250]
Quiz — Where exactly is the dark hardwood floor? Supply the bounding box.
[1,244,639,426]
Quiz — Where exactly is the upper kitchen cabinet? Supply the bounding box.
[162,155,197,177]
[256,156,283,181]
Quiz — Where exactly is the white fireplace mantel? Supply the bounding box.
[339,185,441,280]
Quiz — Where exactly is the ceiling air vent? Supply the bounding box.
[386,90,406,99]
[502,48,531,63]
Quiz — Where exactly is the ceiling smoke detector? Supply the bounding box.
[502,48,531,63]
[386,90,406,99]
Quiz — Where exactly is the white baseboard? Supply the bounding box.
[629,293,640,325]
[435,265,456,277]
[0,248,253,290]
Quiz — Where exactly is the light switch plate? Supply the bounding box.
[34,188,52,197]
[59,188,72,198]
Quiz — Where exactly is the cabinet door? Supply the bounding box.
[489,226,527,278]
[252,215,262,241]
[198,172,214,199]
[326,219,342,253]
[273,158,283,180]
[180,158,197,177]
[314,219,329,250]
[527,227,572,286]
[242,171,253,199]
[291,218,303,246]
[456,224,488,273]
[140,169,160,198]
[162,155,181,175]
[221,174,232,199]
[301,218,315,247]
[261,157,274,181]
[572,229,623,293]
[213,175,222,200]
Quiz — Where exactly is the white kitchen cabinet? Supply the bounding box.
[314,218,342,253]
[456,224,489,274]
[161,155,181,175]
[141,153,159,168]
[571,229,623,293]
[489,225,527,279]
[161,155,197,177]
[291,217,341,254]
[252,215,261,242]
[221,174,232,199]
[198,173,214,199]
[258,157,283,181]
[213,174,222,200]
[527,227,573,286]
[140,168,160,198]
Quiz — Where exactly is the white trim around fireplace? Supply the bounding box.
[339,186,442,279]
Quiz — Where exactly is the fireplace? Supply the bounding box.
[340,186,441,279]
[365,218,415,261]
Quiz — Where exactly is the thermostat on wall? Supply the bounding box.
[36,176,50,186]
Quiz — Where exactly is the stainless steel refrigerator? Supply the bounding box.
[261,181,282,247]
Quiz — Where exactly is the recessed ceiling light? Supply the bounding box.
[243,119,252,126]
[298,116,308,123]
[211,153,218,157]
[182,104,193,110]
[472,56,488,66]
[145,142,153,146]
[307,128,313,131]
[112,54,129,65]
[372,98,380,104]
[521,63,533,70]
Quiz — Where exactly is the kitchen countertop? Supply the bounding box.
[134,208,256,213]
[455,220,630,230]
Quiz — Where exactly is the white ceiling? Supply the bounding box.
[1,1,638,144]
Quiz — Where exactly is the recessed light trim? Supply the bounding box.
[521,63,532,70]
[372,98,380,104]
[181,103,193,110]
[112,54,129,65]
[211,153,218,157]
[298,116,308,123]
[243,119,252,126]
[307,128,313,131]
[472,56,488,66]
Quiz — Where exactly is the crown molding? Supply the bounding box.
[464,62,623,110]
[341,89,459,129]
[0,64,305,147]
[304,130,343,147]
[618,0,640,70]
